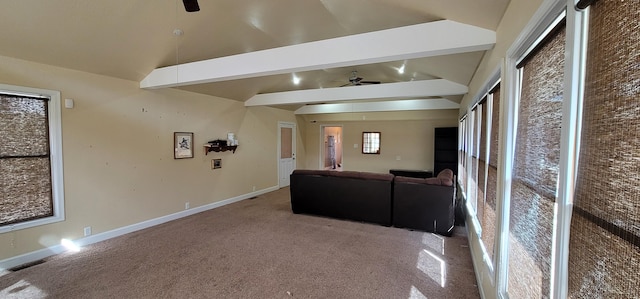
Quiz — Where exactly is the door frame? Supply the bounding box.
[319,124,343,170]
[278,121,296,188]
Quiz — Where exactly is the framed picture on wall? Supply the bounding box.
[212,158,222,169]
[174,132,194,159]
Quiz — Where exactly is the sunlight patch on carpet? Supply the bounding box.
[421,233,445,255]
[417,249,446,288]
[409,285,428,299]
[0,279,47,298]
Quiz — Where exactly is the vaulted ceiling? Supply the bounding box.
[0,0,510,114]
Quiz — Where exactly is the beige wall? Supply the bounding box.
[0,55,302,261]
[301,110,459,173]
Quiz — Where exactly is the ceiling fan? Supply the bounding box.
[183,0,200,12]
[341,71,381,87]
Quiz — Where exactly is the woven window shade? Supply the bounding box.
[477,102,487,228]
[483,88,500,262]
[469,108,479,212]
[0,94,53,226]
[568,0,640,297]
[460,117,468,191]
[459,121,466,188]
[0,158,53,225]
[489,87,500,168]
[0,95,49,156]
[508,25,565,299]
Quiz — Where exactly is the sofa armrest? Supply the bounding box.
[392,178,455,236]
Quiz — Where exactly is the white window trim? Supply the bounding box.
[0,84,65,233]
[551,3,589,299]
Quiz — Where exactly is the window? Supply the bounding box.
[476,101,487,231]
[468,107,479,215]
[362,132,380,154]
[569,1,640,297]
[462,80,500,270]
[0,85,64,232]
[507,18,566,298]
[458,117,467,191]
[483,84,500,265]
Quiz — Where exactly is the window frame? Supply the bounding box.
[0,84,65,233]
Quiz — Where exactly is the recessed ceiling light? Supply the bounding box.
[292,74,301,85]
[398,64,406,74]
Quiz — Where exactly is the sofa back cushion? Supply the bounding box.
[291,169,393,182]
[436,169,454,186]
[394,168,454,186]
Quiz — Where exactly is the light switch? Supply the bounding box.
[64,98,74,109]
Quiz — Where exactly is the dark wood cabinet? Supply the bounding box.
[434,127,458,176]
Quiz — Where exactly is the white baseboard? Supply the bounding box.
[0,186,279,271]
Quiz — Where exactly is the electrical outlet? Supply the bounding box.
[185,202,190,210]
[253,186,256,192]
[84,226,92,237]
[396,155,401,161]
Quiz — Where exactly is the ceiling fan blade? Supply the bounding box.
[183,0,200,12]
[360,81,381,84]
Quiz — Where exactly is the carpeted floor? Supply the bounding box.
[0,187,479,298]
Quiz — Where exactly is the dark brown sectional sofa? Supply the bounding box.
[289,168,456,236]
[290,170,394,226]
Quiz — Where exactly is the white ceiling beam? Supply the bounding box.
[244,79,467,106]
[294,99,460,115]
[140,20,495,89]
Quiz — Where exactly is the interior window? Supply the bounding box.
[362,132,380,154]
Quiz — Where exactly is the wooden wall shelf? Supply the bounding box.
[204,144,238,154]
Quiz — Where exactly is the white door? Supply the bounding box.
[278,122,296,188]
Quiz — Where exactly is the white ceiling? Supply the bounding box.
[0,0,510,112]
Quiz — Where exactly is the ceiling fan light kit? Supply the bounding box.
[342,71,381,87]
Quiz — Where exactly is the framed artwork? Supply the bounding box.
[212,158,222,169]
[174,132,194,159]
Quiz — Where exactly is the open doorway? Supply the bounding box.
[320,125,343,171]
